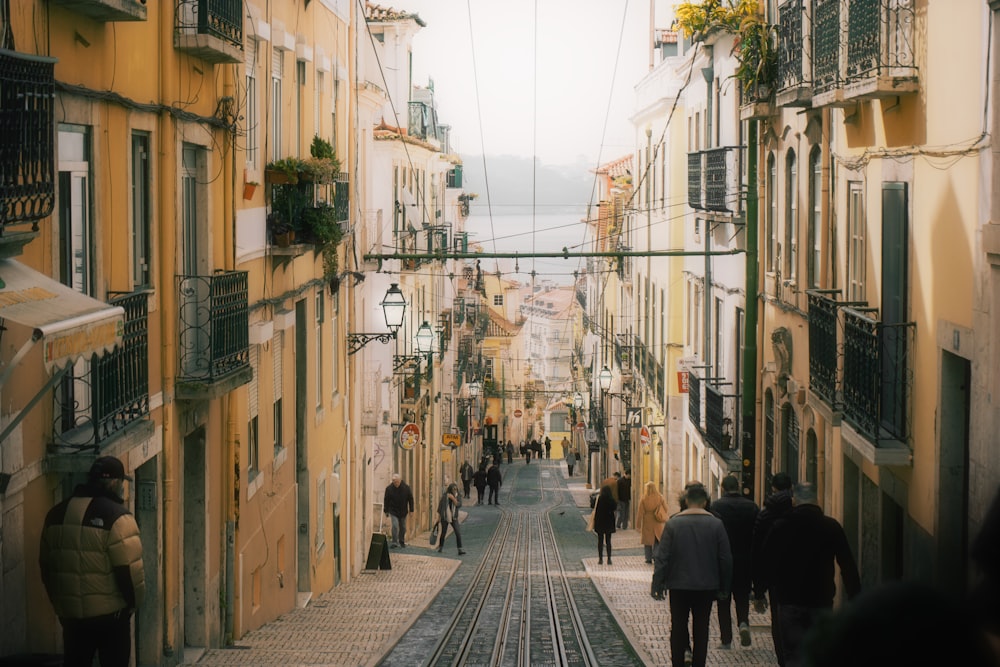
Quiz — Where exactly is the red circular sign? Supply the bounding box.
[399,422,421,450]
[513,409,523,418]
[575,422,586,431]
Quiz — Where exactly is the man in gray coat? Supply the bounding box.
[651,483,732,667]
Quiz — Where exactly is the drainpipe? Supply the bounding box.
[223,62,237,645]
[741,119,759,500]
[157,0,179,658]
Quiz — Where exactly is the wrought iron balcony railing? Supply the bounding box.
[688,372,702,432]
[52,292,150,451]
[333,172,349,223]
[807,290,841,405]
[174,0,243,64]
[0,50,56,230]
[777,0,812,106]
[812,0,917,106]
[177,270,250,384]
[408,101,440,142]
[688,148,743,213]
[842,307,914,443]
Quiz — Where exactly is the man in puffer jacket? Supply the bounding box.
[40,456,145,667]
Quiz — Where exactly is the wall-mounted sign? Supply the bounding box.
[514,409,523,418]
[442,433,460,449]
[399,422,421,450]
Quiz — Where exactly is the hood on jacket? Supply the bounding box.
[764,488,793,512]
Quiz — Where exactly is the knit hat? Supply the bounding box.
[89,456,132,482]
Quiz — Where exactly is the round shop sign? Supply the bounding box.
[514,409,523,418]
[399,422,421,450]
[639,425,651,448]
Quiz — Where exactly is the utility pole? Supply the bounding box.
[741,119,759,500]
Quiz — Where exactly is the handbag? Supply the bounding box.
[585,508,596,533]
[430,522,439,545]
[654,501,669,523]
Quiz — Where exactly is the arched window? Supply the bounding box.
[808,146,822,288]
[781,404,800,483]
[768,153,777,272]
[785,150,798,282]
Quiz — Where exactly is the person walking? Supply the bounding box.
[565,446,576,477]
[39,456,146,667]
[472,464,488,505]
[506,440,514,464]
[460,460,474,499]
[436,483,466,555]
[762,482,860,667]
[650,483,733,667]
[593,484,617,564]
[602,471,622,502]
[544,436,552,459]
[383,473,414,548]
[636,481,668,564]
[712,474,760,649]
[487,462,503,505]
[751,471,794,665]
[616,469,632,529]
[522,441,531,465]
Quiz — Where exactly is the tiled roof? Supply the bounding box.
[365,2,426,27]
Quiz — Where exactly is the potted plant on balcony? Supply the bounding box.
[734,15,778,112]
[268,211,296,247]
[300,201,343,280]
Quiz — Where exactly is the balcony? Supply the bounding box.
[842,307,914,445]
[807,290,841,406]
[50,292,152,453]
[174,0,243,65]
[176,270,252,399]
[408,101,440,144]
[333,172,350,223]
[776,0,812,107]
[688,147,743,214]
[0,50,56,254]
[812,0,917,108]
[50,0,146,22]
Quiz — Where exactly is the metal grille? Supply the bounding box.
[813,0,841,94]
[198,0,243,46]
[778,0,805,92]
[0,49,56,227]
[687,152,702,210]
[807,291,839,404]
[177,271,250,382]
[705,383,724,451]
[333,172,349,222]
[846,0,916,80]
[688,373,702,432]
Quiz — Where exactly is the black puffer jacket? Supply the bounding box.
[39,482,145,619]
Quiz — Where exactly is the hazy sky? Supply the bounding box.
[396,0,657,168]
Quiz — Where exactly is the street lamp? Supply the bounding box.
[467,380,481,459]
[596,365,613,484]
[347,283,407,355]
[415,320,435,355]
[599,365,613,392]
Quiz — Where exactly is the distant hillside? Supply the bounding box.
[459,154,595,216]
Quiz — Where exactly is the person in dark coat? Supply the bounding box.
[472,465,488,505]
[712,475,760,649]
[544,436,551,459]
[436,483,465,555]
[383,473,415,548]
[751,471,793,665]
[459,460,474,499]
[522,441,531,465]
[763,482,861,666]
[593,484,618,564]
[616,470,632,529]
[506,440,514,464]
[486,462,503,505]
[651,483,732,667]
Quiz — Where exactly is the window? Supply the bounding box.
[314,70,323,138]
[714,297,724,378]
[493,294,503,307]
[735,307,745,441]
[768,153,777,272]
[785,150,798,282]
[248,415,259,479]
[316,473,326,553]
[847,181,865,302]
[271,48,283,160]
[273,331,284,455]
[131,132,151,288]
[296,60,306,156]
[331,290,339,394]
[808,147,822,288]
[245,39,259,168]
[331,78,339,153]
[315,289,324,408]
[249,345,260,478]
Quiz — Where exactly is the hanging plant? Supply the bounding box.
[733,16,778,102]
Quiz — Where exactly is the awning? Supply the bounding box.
[0,259,124,380]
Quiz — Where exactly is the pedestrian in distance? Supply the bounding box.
[383,473,414,548]
[544,436,551,459]
[472,464,488,505]
[565,445,576,477]
[39,456,145,667]
[436,483,466,555]
[762,481,861,667]
[460,460,474,499]
[650,483,733,667]
[712,474,760,649]
[522,441,531,465]
[636,481,668,564]
[593,484,618,564]
[750,471,794,665]
[616,469,632,529]
[506,440,514,464]
[486,462,503,505]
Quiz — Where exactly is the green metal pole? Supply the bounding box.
[741,119,759,500]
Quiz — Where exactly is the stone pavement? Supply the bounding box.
[182,473,779,667]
